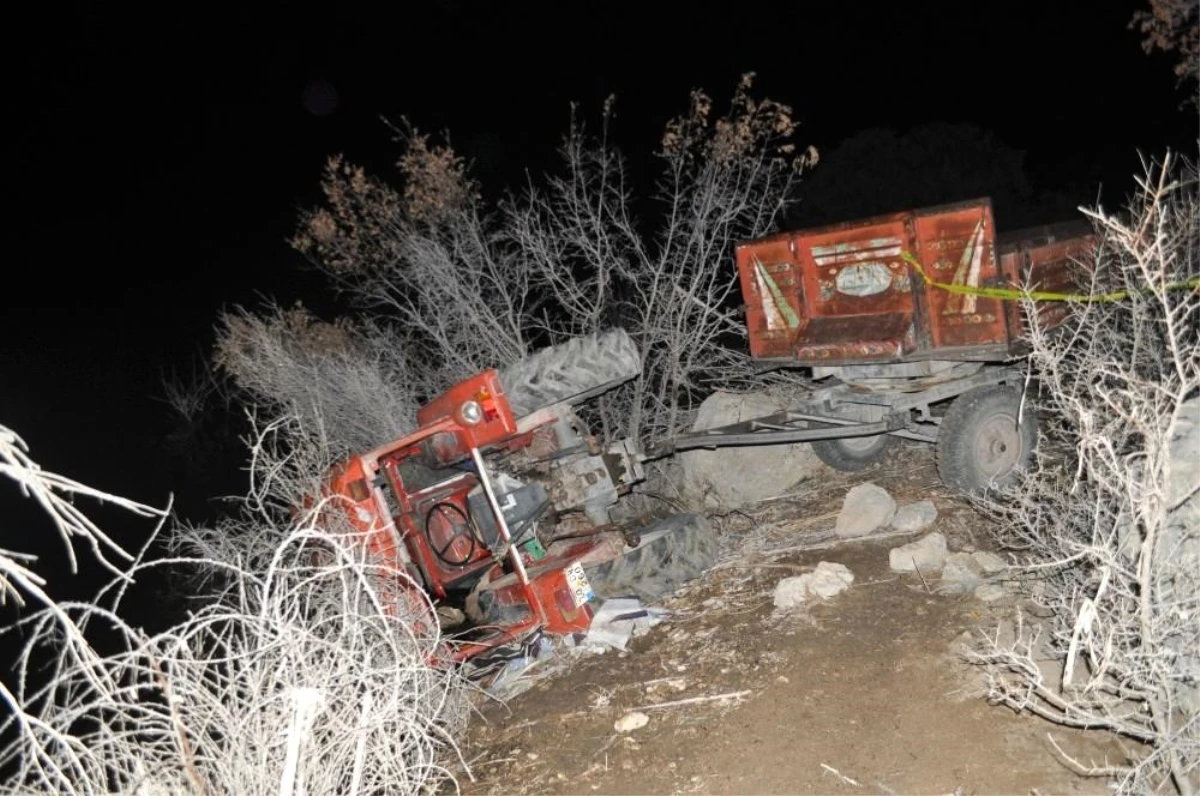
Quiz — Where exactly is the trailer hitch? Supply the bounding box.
[643,411,906,461]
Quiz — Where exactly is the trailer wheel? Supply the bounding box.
[936,385,1036,493]
[811,434,896,471]
[583,514,717,603]
[498,329,641,419]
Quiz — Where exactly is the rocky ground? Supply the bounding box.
[450,445,1132,795]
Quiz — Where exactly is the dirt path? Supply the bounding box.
[457,456,1126,795]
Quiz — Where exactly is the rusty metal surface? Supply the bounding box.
[999,224,1095,335]
[662,365,1025,454]
[736,198,1071,365]
[667,408,903,453]
[736,234,800,359]
[912,202,1009,349]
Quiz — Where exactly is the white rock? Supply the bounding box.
[835,483,897,537]
[614,711,650,733]
[889,532,948,573]
[773,576,811,609]
[975,583,1007,601]
[971,551,1008,574]
[773,561,855,608]
[808,561,855,599]
[941,552,986,593]
[891,500,938,532]
[679,392,827,509]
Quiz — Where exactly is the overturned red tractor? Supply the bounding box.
[315,197,1094,662]
[319,331,715,663]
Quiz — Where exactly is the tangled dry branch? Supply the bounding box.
[1,419,470,796]
[233,74,813,456]
[213,304,423,456]
[975,152,1200,795]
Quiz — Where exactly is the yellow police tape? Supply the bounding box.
[900,251,1199,303]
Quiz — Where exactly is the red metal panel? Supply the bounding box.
[912,201,1008,349]
[792,216,917,361]
[736,233,800,359]
[999,249,1025,340]
[998,225,1095,336]
[416,368,517,451]
[1025,234,1093,331]
[735,199,1095,366]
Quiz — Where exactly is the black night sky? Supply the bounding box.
[2,1,1195,575]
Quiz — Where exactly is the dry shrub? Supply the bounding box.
[250,74,815,456]
[1,418,470,796]
[213,304,421,456]
[975,153,1199,795]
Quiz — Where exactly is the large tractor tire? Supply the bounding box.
[936,385,1037,494]
[811,434,896,472]
[583,513,717,603]
[499,329,641,419]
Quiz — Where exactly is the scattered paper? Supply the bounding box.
[582,598,669,651]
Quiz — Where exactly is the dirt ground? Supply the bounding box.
[454,448,1129,795]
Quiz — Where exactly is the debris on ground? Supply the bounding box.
[614,711,650,732]
[835,483,896,537]
[582,598,669,652]
[482,635,562,700]
[475,600,670,701]
[773,561,855,609]
[635,690,752,711]
[889,532,948,573]
[891,499,938,531]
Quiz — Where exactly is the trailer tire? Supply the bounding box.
[936,385,1036,494]
[499,329,641,419]
[811,434,896,471]
[584,513,717,603]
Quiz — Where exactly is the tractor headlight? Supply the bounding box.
[459,400,484,425]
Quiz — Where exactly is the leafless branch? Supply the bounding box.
[1,418,470,796]
[972,152,1200,795]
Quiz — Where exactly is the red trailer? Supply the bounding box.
[669,198,1094,493]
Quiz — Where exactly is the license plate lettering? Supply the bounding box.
[564,561,594,608]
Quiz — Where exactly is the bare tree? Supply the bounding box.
[291,132,536,396]
[272,75,813,454]
[974,153,1199,795]
[511,76,815,448]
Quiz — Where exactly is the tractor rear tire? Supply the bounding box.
[499,329,641,419]
[583,513,717,603]
[936,385,1037,494]
[811,434,896,471]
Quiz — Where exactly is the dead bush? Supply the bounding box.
[237,75,814,455]
[975,153,1199,795]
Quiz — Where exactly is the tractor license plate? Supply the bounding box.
[564,561,595,608]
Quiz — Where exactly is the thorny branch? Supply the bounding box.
[974,152,1199,795]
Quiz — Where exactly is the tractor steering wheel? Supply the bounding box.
[426,501,479,567]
